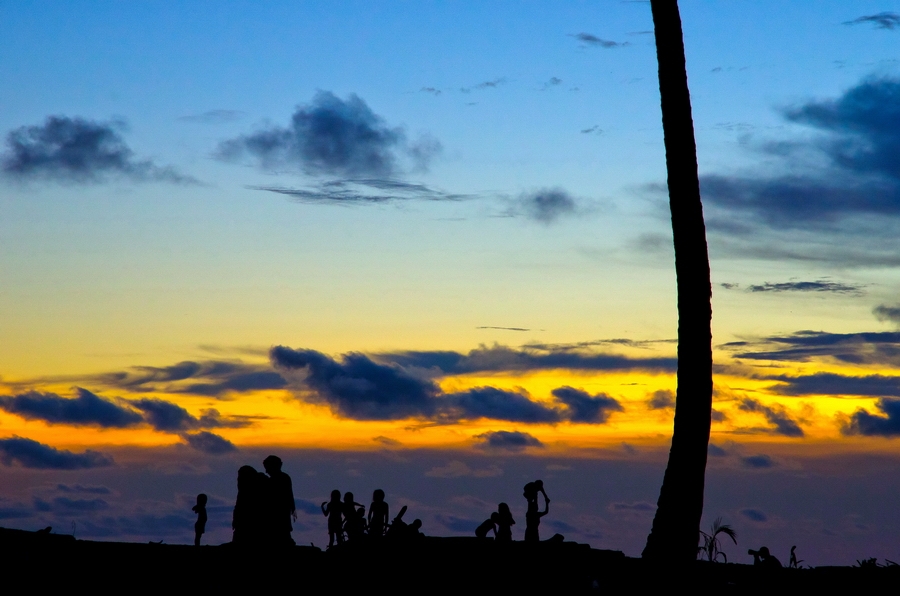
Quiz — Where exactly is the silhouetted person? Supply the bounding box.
[407,519,423,539]
[789,545,803,568]
[496,503,515,542]
[342,492,365,541]
[386,505,409,539]
[368,489,389,538]
[523,480,550,542]
[233,465,266,545]
[263,455,296,546]
[749,546,782,568]
[193,493,208,546]
[475,512,498,539]
[322,489,344,548]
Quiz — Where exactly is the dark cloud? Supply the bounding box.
[474,430,544,451]
[459,78,507,93]
[252,178,468,205]
[768,372,900,398]
[1,116,194,184]
[446,387,562,423]
[740,508,768,522]
[181,431,237,455]
[708,444,728,457]
[377,344,677,376]
[874,304,900,324]
[726,330,900,367]
[217,91,438,176]
[420,87,441,96]
[647,389,675,410]
[737,398,804,437]
[843,12,900,30]
[0,436,112,469]
[742,455,775,469]
[580,125,602,135]
[841,398,900,436]
[129,399,249,432]
[701,77,900,228]
[177,109,245,123]
[476,326,530,332]
[515,188,578,223]
[97,360,286,398]
[0,388,143,428]
[746,280,864,294]
[551,387,623,423]
[570,33,627,48]
[271,346,440,420]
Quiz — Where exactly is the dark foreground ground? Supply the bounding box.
[2,526,898,594]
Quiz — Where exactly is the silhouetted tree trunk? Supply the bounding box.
[641,0,713,563]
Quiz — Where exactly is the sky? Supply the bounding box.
[2,0,900,565]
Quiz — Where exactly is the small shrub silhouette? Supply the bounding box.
[697,517,737,562]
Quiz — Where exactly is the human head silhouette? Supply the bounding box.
[238,465,258,489]
[263,455,282,474]
[373,489,385,502]
[490,512,499,523]
[498,502,511,517]
[330,489,341,502]
[343,492,355,505]
[196,493,208,506]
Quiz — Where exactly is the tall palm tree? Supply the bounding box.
[641,0,713,563]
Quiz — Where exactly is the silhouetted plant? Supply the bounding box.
[856,557,880,568]
[697,517,736,562]
[789,545,804,569]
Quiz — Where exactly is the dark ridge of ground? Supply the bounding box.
[2,526,898,594]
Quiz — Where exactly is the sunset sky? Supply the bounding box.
[3,0,900,565]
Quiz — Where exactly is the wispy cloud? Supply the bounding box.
[737,398,804,437]
[570,33,628,48]
[744,280,864,295]
[1,116,196,184]
[843,12,900,30]
[252,178,470,205]
[511,188,579,224]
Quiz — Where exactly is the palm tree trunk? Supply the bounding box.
[641,0,713,563]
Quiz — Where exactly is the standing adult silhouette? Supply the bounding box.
[263,455,296,546]
[233,465,266,545]
[523,481,550,542]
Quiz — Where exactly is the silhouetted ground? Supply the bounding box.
[2,526,898,593]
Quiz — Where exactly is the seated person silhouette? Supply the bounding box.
[523,480,550,542]
[407,519,424,539]
[749,546,782,568]
[321,489,344,548]
[475,512,498,539]
[368,489,389,538]
[192,493,208,546]
[495,503,515,542]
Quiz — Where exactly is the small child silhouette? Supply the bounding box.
[496,503,515,542]
[321,489,344,548]
[192,493,208,546]
[368,489,389,538]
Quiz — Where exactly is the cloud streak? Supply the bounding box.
[0,436,113,469]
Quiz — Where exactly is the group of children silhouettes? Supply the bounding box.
[321,488,423,548]
[191,459,558,547]
[475,480,554,543]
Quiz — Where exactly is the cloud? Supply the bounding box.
[551,387,623,423]
[874,304,900,324]
[181,431,237,455]
[742,455,775,469]
[726,330,900,366]
[474,430,544,452]
[768,372,900,397]
[608,501,655,513]
[1,116,195,184]
[0,388,143,428]
[708,444,728,457]
[446,387,562,423]
[271,346,440,420]
[570,33,627,48]
[513,188,578,223]
[96,359,286,398]
[843,12,900,30]
[740,508,768,522]
[294,498,322,515]
[746,280,864,294]
[737,398,804,437]
[56,484,110,495]
[129,398,250,432]
[377,343,677,376]
[701,77,900,229]
[217,91,439,176]
[647,389,675,410]
[178,110,245,123]
[580,125,602,135]
[0,436,112,469]
[476,326,530,332]
[841,398,900,436]
[459,78,507,93]
[36,496,109,515]
[420,87,441,96]
[252,178,468,205]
